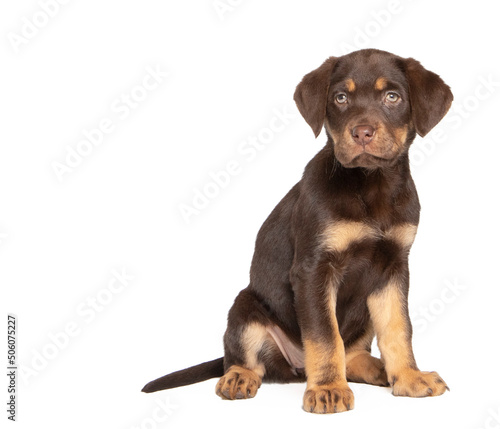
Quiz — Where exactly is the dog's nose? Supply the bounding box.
[352,125,375,146]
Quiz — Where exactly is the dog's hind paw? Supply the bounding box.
[215,366,262,400]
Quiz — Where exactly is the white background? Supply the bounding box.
[1,1,500,428]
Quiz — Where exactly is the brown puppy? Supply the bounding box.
[142,49,453,414]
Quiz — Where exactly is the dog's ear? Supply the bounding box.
[294,57,338,138]
[404,58,453,137]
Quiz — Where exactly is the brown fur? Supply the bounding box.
[142,49,453,414]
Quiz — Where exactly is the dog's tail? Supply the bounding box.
[141,357,224,393]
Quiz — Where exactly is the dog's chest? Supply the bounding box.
[321,221,417,256]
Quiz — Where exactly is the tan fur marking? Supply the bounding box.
[346,352,388,386]
[344,322,387,386]
[241,323,268,378]
[323,222,417,254]
[345,78,356,92]
[303,334,353,413]
[304,339,335,384]
[322,221,378,253]
[303,382,354,413]
[367,277,449,397]
[385,223,417,249]
[304,289,346,386]
[367,281,414,376]
[216,365,262,400]
[393,125,409,146]
[374,77,387,91]
[326,288,346,379]
[391,368,448,397]
[304,286,354,414]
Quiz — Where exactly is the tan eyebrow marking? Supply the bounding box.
[374,77,387,91]
[345,78,356,92]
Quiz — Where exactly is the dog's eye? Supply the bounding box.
[385,92,400,103]
[335,93,348,104]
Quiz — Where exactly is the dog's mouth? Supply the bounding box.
[341,152,395,168]
[333,139,401,168]
[329,125,409,169]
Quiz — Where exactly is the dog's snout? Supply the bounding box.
[352,125,375,146]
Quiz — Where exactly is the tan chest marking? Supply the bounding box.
[384,223,417,249]
[321,221,417,253]
[322,221,378,253]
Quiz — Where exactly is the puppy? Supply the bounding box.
[142,49,453,414]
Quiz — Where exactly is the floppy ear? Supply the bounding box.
[405,58,453,137]
[294,57,338,138]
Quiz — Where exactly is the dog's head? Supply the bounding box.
[294,49,453,168]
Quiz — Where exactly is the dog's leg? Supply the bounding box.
[367,276,449,397]
[345,324,388,387]
[215,319,265,401]
[293,261,354,414]
[346,352,388,387]
[216,289,304,400]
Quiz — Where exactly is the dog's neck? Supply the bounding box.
[306,142,419,227]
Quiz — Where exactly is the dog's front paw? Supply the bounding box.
[391,369,449,397]
[303,383,354,414]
